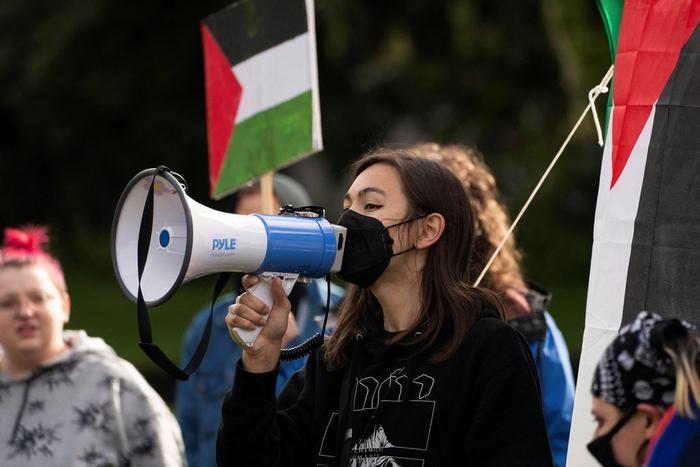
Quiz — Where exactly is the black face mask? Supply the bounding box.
[336,209,423,288]
[587,408,637,467]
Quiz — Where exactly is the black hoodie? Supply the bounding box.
[217,311,553,466]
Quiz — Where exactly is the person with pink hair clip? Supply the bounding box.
[0,226,186,467]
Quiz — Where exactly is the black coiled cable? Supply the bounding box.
[280,273,333,361]
[280,333,324,361]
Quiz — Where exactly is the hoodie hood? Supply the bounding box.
[355,303,502,364]
[359,330,412,361]
[0,330,116,385]
[60,329,116,359]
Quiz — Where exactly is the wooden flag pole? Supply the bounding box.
[260,171,275,214]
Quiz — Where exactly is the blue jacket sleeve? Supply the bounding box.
[175,322,200,467]
[530,312,575,467]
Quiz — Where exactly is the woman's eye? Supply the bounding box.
[29,293,46,305]
[365,203,381,210]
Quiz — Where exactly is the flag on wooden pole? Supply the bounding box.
[201,0,322,199]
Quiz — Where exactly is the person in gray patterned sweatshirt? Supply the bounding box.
[0,225,186,467]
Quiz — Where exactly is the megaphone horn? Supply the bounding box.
[111,167,346,378]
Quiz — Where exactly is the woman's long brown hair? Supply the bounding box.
[409,143,526,292]
[324,149,505,370]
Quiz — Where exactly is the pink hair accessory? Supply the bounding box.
[0,225,67,291]
[3,226,50,254]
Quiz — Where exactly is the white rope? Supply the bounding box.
[473,64,615,287]
[589,65,615,146]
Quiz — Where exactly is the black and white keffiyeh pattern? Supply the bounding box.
[591,311,695,410]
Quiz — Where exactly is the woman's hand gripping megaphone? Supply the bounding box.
[226,274,294,373]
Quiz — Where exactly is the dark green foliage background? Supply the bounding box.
[0,0,610,396]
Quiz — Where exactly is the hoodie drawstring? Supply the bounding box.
[8,354,91,444]
[9,374,36,444]
[402,354,420,406]
[336,333,362,466]
[111,376,131,464]
[401,331,423,405]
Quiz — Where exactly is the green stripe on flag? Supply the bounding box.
[214,91,313,198]
[597,0,623,60]
[597,0,623,138]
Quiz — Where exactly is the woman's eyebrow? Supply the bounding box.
[357,187,387,198]
[343,187,387,203]
[343,186,386,207]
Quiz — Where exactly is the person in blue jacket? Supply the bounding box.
[412,143,575,467]
[175,174,344,467]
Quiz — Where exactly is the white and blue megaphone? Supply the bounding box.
[111,167,346,378]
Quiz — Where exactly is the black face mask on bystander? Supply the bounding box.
[587,408,637,467]
[336,209,424,288]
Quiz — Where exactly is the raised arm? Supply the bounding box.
[217,275,315,466]
[216,352,318,466]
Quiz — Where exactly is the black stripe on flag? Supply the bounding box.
[203,0,308,66]
[622,23,700,326]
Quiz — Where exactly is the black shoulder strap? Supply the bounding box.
[135,171,230,380]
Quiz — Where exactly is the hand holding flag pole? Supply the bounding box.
[260,171,275,215]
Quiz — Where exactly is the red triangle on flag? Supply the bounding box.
[201,23,243,196]
[610,0,700,188]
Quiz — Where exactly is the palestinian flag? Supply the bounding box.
[568,1,700,464]
[201,0,322,198]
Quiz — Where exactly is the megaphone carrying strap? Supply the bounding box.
[135,169,230,381]
[133,168,331,380]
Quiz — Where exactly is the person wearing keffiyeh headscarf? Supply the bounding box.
[588,311,700,467]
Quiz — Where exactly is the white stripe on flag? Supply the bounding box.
[566,105,657,467]
[233,33,311,123]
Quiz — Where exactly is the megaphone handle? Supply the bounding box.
[231,273,299,348]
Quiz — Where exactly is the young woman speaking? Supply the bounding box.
[217,149,552,466]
